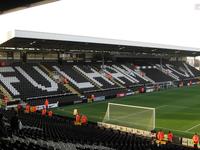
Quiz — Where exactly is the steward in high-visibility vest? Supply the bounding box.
[81,115,88,125]
[33,106,37,112]
[75,114,81,122]
[30,106,37,113]
[41,108,46,116]
[168,131,173,142]
[44,99,49,109]
[25,104,30,113]
[48,111,53,117]
[63,78,68,84]
[193,133,199,149]
[157,130,164,141]
[74,113,81,125]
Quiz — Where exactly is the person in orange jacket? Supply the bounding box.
[75,113,81,122]
[157,130,164,141]
[81,115,88,125]
[48,111,53,117]
[168,131,173,143]
[25,104,30,113]
[44,99,49,109]
[41,108,46,116]
[33,106,37,113]
[193,133,199,149]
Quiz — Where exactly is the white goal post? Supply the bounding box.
[103,103,155,131]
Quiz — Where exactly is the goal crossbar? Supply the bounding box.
[108,103,155,110]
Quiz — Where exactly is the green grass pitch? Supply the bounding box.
[53,85,200,138]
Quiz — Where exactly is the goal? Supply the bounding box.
[103,103,155,131]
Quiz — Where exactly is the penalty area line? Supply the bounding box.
[186,123,200,131]
[157,126,193,134]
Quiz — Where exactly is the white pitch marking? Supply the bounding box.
[157,126,193,134]
[186,123,200,131]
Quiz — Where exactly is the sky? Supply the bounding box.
[0,0,200,49]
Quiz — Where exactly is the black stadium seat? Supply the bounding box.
[0,108,196,150]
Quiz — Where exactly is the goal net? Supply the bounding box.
[102,103,155,131]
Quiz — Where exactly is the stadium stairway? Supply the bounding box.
[41,63,84,94]
[64,84,81,97]
[39,63,83,101]
[40,64,53,77]
[0,84,13,100]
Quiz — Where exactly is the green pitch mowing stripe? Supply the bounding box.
[53,85,200,138]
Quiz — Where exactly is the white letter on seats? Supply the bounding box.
[73,65,115,87]
[15,66,58,92]
[0,67,20,95]
[103,65,137,85]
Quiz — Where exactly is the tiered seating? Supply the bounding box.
[43,63,99,93]
[0,63,70,100]
[134,61,200,83]
[76,65,121,89]
[44,63,127,99]
[185,63,200,77]
[94,64,139,87]
[158,61,197,80]
[119,64,151,84]
[0,139,50,150]
[141,67,174,82]
[0,61,200,107]
[0,63,82,107]
[0,109,195,150]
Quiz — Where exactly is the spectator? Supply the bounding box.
[0,113,8,138]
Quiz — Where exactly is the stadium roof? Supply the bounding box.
[0,30,200,57]
[0,0,58,14]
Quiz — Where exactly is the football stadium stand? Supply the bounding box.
[1,61,199,106]
[0,30,200,149]
[0,109,196,150]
